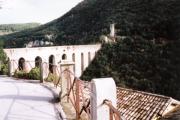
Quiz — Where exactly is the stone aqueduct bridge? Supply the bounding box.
[4,44,101,78]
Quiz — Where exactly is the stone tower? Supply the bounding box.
[110,23,115,38]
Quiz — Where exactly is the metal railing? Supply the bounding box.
[103,99,122,120]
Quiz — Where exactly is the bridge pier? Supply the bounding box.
[59,61,75,101]
[40,62,44,83]
[8,60,13,77]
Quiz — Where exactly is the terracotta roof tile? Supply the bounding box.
[117,87,171,120]
[161,105,180,120]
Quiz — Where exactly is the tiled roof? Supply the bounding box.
[161,105,180,120]
[117,87,172,120]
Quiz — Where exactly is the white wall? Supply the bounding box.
[91,78,117,120]
[4,44,101,78]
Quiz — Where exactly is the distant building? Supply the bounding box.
[25,41,33,48]
[100,24,128,43]
[40,41,44,46]
[44,41,53,46]
[33,40,40,47]
[25,40,54,48]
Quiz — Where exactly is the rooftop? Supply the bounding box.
[117,87,180,120]
[161,105,180,120]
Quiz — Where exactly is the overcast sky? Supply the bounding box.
[0,0,83,24]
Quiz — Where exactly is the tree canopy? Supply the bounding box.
[1,0,179,48]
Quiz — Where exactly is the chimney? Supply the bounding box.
[110,23,115,38]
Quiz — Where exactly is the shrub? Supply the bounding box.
[28,67,40,80]
[0,46,8,75]
[45,73,60,85]
[14,70,29,79]
[0,64,8,75]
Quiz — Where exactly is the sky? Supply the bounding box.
[0,0,83,24]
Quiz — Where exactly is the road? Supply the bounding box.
[0,76,61,120]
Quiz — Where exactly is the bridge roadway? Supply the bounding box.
[0,76,61,120]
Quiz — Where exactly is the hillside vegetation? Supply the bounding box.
[1,0,179,48]
[81,39,180,100]
[0,23,40,36]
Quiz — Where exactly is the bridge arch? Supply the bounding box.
[18,57,25,71]
[49,55,55,73]
[35,56,42,67]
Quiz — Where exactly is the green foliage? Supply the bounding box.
[0,64,8,75]
[81,38,180,100]
[0,49,7,63]
[28,67,40,80]
[14,70,29,79]
[1,0,179,48]
[45,73,60,84]
[14,67,40,80]
[0,41,8,75]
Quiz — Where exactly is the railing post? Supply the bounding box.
[110,109,113,120]
[59,61,75,101]
[103,100,121,120]
[8,59,12,77]
[76,79,80,120]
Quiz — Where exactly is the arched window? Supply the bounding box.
[62,54,67,60]
[18,57,25,71]
[35,56,42,67]
[81,53,84,73]
[49,55,55,73]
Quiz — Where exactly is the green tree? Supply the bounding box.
[0,40,8,75]
[0,40,6,61]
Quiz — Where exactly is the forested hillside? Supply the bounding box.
[81,39,180,100]
[1,0,179,48]
[0,23,40,36]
